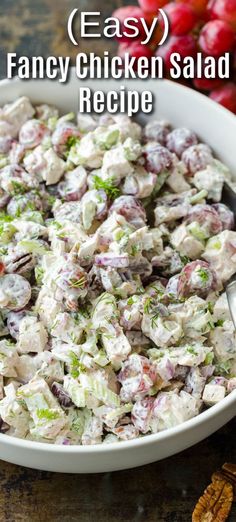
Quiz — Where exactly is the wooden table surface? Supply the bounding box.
[0,419,235,522]
[0,1,235,520]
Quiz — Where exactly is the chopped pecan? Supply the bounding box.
[192,479,233,522]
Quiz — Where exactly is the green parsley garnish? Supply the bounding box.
[66,135,80,150]
[143,297,153,314]
[74,306,90,320]
[130,244,140,256]
[148,283,164,298]
[197,268,209,284]
[151,313,159,328]
[143,297,160,327]
[186,346,198,356]
[47,195,56,207]
[24,201,36,213]
[214,361,232,376]
[216,319,224,327]
[180,255,190,266]
[50,220,63,230]
[0,212,14,223]
[127,297,134,306]
[207,301,214,314]
[93,175,121,201]
[93,292,116,310]
[69,276,87,289]
[11,181,26,195]
[136,287,145,295]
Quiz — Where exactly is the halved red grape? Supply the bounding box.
[157,34,198,71]
[212,203,235,230]
[144,143,173,173]
[143,120,171,145]
[138,0,170,12]
[193,76,226,92]
[51,382,73,408]
[118,40,154,69]
[210,83,236,114]
[208,0,236,30]
[177,260,216,298]
[117,40,153,69]
[0,189,10,209]
[166,128,198,157]
[185,204,223,236]
[19,120,49,149]
[162,2,197,35]
[0,274,31,311]
[7,191,43,216]
[182,143,213,175]
[52,123,80,156]
[55,258,88,310]
[7,310,27,340]
[175,0,209,16]
[199,20,235,57]
[109,195,146,228]
[0,137,12,154]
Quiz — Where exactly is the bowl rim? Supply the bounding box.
[0,73,235,453]
[0,390,235,452]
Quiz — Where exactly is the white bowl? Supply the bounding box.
[0,74,235,473]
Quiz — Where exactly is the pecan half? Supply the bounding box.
[212,472,235,502]
[4,251,35,275]
[222,464,236,501]
[222,464,236,481]
[192,479,233,522]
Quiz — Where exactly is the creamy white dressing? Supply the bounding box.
[0,98,235,445]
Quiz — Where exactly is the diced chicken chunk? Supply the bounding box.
[202,384,225,405]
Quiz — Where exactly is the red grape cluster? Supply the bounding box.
[113,0,236,114]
